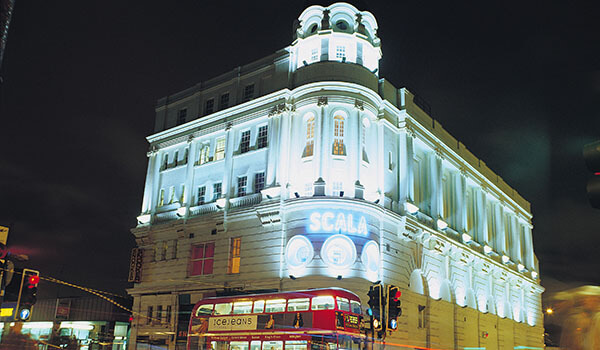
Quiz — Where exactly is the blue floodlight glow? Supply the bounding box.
[308,210,368,235]
[320,234,357,269]
[285,235,314,270]
[367,308,373,316]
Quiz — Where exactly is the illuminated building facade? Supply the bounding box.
[129,3,544,350]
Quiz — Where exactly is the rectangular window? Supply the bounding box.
[162,154,168,170]
[147,306,153,325]
[205,98,214,114]
[228,237,241,274]
[332,181,343,196]
[304,182,312,197]
[335,46,346,61]
[166,305,172,324]
[240,130,251,153]
[332,116,345,155]
[199,144,210,165]
[336,297,350,312]
[197,186,206,205]
[265,299,286,313]
[169,186,175,204]
[233,301,253,314]
[388,152,394,171]
[253,300,265,313]
[180,184,186,204]
[189,242,215,276]
[418,305,426,328]
[311,296,334,310]
[215,138,226,161]
[177,108,187,125]
[159,189,165,206]
[254,172,265,193]
[213,183,222,201]
[156,305,163,324]
[257,125,268,149]
[214,303,233,315]
[243,84,255,102]
[170,239,177,259]
[310,47,319,62]
[287,298,309,311]
[237,176,247,197]
[219,93,229,110]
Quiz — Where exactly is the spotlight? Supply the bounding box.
[294,192,300,198]
[339,191,344,197]
[289,275,297,280]
[374,199,380,204]
[337,275,342,280]
[342,57,346,63]
[303,60,308,66]
[373,280,381,285]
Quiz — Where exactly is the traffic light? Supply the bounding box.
[367,284,384,332]
[387,285,402,330]
[3,268,39,321]
[584,140,600,209]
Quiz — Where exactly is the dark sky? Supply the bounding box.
[0,1,598,298]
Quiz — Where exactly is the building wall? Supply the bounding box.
[129,3,543,350]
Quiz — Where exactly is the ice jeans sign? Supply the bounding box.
[308,211,368,235]
[209,315,258,331]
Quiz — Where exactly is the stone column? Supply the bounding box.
[183,135,197,211]
[429,151,443,219]
[266,113,281,188]
[479,189,489,246]
[141,147,159,214]
[316,97,328,185]
[354,101,363,189]
[456,170,467,233]
[376,117,385,204]
[222,124,235,203]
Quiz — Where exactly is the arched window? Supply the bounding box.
[332,115,345,155]
[303,115,315,157]
[198,144,210,165]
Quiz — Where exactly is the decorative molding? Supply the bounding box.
[187,134,194,144]
[147,145,159,157]
[317,96,328,106]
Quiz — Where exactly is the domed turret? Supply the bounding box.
[291,2,381,75]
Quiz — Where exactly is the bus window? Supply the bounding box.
[287,298,309,311]
[262,341,283,350]
[233,301,253,314]
[214,303,233,315]
[196,304,213,316]
[251,341,261,350]
[265,299,286,313]
[311,296,334,310]
[336,297,350,312]
[285,340,307,350]
[350,300,361,314]
[253,300,265,313]
[230,341,249,350]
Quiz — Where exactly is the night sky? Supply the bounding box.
[0,1,598,298]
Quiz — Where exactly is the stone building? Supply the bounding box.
[128,3,544,350]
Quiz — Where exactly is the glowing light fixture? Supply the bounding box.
[462,233,472,243]
[517,263,525,272]
[176,207,187,217]
[320,234,357,270]
[545,308,553,315]
[137,214,151,225]
[60,322,94,330]
[22,322,53,329]
[502,255,510,264]
[404,202,419,215]
[215,198,227,209]
[531,271,538,279]
[483,245,493,254]
[361,240,380,276]
[437,219,448,231]
[285,235,314,270]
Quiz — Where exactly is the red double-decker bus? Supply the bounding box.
[187,288,364,350]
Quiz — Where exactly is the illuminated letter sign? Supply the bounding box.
[308,211,368,235]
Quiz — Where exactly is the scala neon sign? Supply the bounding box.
[308,211,368,235]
